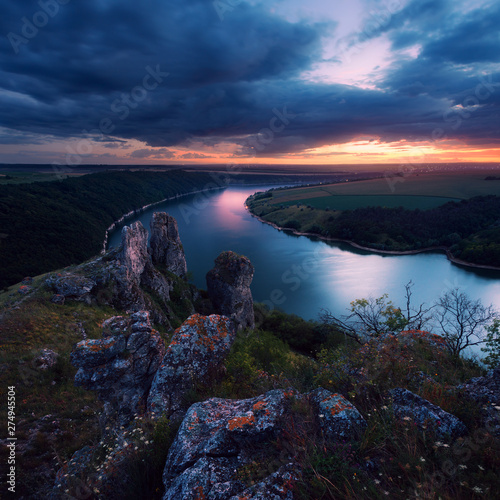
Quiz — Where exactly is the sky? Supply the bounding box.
[1,0,500,166]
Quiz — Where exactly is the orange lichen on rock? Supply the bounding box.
[323,394,353,416]
[252,400,268,412]
[227,413,256,431]
[193,485,206,500]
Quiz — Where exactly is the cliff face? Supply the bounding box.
[206,251,255,330]
[71,311,165,429]
[119,222,150,280]
[149,212,187,278]
[147,314,236,422]
[45,213,195,329]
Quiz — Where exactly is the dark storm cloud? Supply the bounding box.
[1,0,499,156]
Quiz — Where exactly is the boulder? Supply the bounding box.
[308,388,367,441]
[71,311,165,428]
[149,212,187,278]
[50,294,65,305]
[32,348,59,371]
[147,314,235,421]
[45,274,96,303]
[458,368,500,435]
[229,463,299,500]
[206,251,255,330]
[389,388,467,438]
[162,389,297,500]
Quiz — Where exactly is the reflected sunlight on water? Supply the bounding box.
[108,185,500,326]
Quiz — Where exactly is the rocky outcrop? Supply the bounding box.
[71,311,165,428]
[147,314,235,421]
[162,389,297,500]
[42,213,195,327]
[389,388,467,438]
[150,212,187,278]
[119,221,150,280]
[206,251,255,330]
[458,368,500,435]
[308,388,367,441]
[45,274,96,304]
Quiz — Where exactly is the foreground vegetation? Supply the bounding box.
[1,269,499,498]
[0,170,219,289]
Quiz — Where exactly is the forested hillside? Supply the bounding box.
[0,170,215,288]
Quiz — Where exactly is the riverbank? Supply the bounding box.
[101,185,226,253]
[246,206,500,273]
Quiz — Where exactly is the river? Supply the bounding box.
[108,184,500,324]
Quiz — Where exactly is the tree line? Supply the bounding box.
[0,170,216,289]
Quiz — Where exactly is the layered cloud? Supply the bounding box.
[0,0,499,162]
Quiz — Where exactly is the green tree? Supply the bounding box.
[481,319,500,368]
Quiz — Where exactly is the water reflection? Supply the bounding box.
[108,185,500,322]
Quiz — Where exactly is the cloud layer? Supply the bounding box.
[1,0,499,160]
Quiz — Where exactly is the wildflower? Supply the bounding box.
[319,414,324,418]
[384,492,389,496]
[478,465,485,471]
[435,441,443,447]
[403,416,411,421]
[419,457,426,462]
[459,465,467,470]
[374,479,380,485]
[442,444,450,448]
[473,487,483,493]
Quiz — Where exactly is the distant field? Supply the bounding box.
[270,171,500,209]
[0,172,86,185]
[280,194,460,210]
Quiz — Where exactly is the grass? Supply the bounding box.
[0,283,119,498]
[279,194,460,211]
[1,266,499,498]
[270,171,500,203]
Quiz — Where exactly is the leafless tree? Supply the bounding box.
[402,280,435,330]
[433,288,497,356]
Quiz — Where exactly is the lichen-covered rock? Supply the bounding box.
[308,388,367,441]
[389,388,467,438]
[458,368,500,405]
[149,212,187,278]
[164,456,243,500]
[50,294,65,305]
[71,311,165,428]
[457,368,500,435]
[206,251,255,330]
[162,389,296,500]
[52,445,95,499]
[119,221,149,280]
[229,463,299,500]
[32,348,59,371]
[45,274,96,303]
[147,314,235,420]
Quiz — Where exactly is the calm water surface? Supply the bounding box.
[108,185,500,322]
